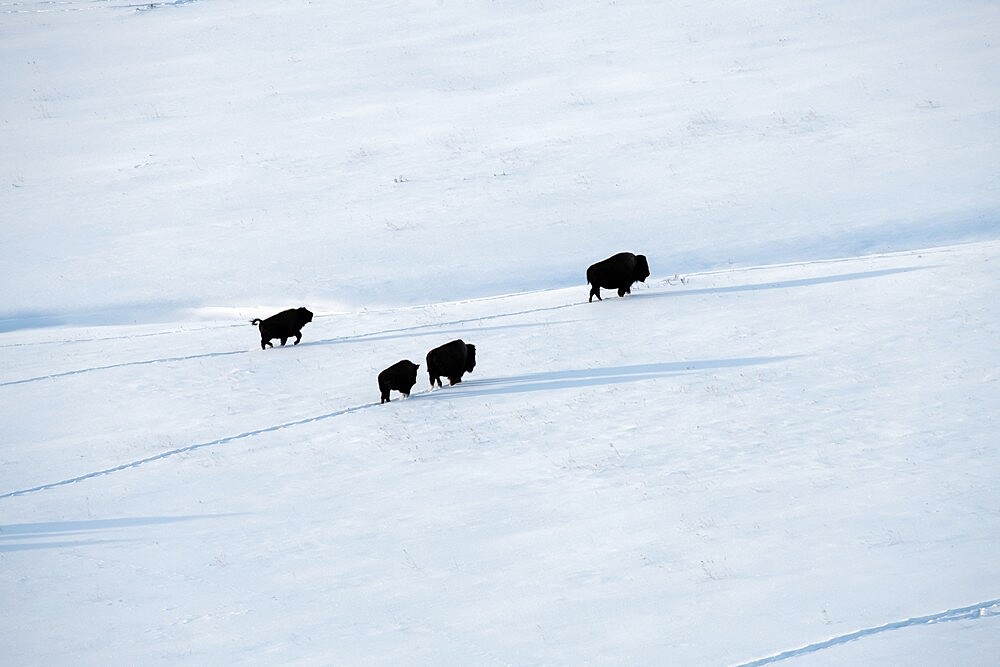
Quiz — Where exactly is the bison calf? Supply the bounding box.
[426,339,477,388]
[250,307,313,350]
[378,359,420,403]
[587,252,650,302]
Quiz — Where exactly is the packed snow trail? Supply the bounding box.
[0,350,246,387]
[0,401,379,499]
[0,354,788,499]
[738,599,1000,666]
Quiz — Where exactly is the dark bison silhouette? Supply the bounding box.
[250,307,313,350]
[586,252,650,302]
[378,359,420,404]
[426,339,477,388]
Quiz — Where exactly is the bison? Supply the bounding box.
[426,339,477,388]
[250,307,313,350]
[586,252,650,302]
[378,359,420,404]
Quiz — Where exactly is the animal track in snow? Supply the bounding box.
[0,401,380,499]
[0,350,245,387]
[737,598,1000,666]
[0,301,582,386]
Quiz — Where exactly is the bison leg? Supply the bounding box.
[293,330,302,345]
[449,375,462,385]
[618,286,629,297]
[589,286,601,302]
[279,337,288,346]
[261,337,272,350]
[381,392,390,404]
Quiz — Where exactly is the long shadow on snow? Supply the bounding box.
[639,266,928,300]
[0,300,199,335]
[0,514,234,553]
[414,356,796,400]
[0,358,794,498]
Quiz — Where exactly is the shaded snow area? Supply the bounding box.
[1,0,999,664]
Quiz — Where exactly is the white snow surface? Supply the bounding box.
[1,0,999,664]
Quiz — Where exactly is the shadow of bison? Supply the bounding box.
[251,307,313,350]
[426,339,477,388]
[378,359,420,403]
[587,252,650,302]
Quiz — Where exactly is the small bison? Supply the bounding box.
[250,307,313,350]
[378,359,420,404]
[587,252,650,302]
[426,339,477,388]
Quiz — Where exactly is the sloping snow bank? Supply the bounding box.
[2,242,998,664]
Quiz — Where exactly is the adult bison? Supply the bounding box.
[378,359,420,404]
[426,339,477,388]
[250,307,313,350]
[586,252,650,302]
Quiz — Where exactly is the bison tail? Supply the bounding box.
[251,318,262,325]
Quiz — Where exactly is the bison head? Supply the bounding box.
[465,344,477,373]
[634,255,650,283]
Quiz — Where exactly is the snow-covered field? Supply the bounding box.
[2,1,999,664]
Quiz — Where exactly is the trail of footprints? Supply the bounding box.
[3,253,652,496]
[5,250,998,656]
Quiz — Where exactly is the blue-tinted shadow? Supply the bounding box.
[639,266,928,300]
[0,514,236,553]
[415,356,797,400]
